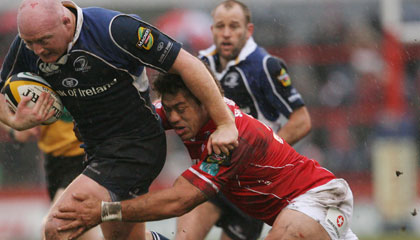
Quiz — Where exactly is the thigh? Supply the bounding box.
[44,174,110,240]
[45,174,146,240]
[266,208,330,240]
[50,188,103,240]
[176,201,221,240]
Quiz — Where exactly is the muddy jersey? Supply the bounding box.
[155,99,335,225]
[0,1,181,147]
[199,38,304,131]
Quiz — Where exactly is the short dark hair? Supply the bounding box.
[212,0,252,24]
[153,62,223,105]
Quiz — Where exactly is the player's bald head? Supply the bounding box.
[17,0,64,35]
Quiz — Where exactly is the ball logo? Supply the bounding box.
[337,215,344,227]
[2,72,63,125]
[62,78,79,88]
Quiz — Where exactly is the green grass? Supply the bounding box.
[359,234,420,240]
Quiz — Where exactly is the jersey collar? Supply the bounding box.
[199,37,257,79]
[62,0,83,53]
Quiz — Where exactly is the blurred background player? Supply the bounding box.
[176,1,312,239]
[3,108,102,239]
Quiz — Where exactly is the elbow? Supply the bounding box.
[304,119,312,136]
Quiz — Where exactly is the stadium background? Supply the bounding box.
[0,0,419,239]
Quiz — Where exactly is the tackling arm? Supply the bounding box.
[122,176,207,221]
[56,176,208,239]
[169,49,238,154]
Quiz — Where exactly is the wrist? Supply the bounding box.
[101,201,122,222]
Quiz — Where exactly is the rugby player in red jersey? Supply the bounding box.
[56,73,358,240]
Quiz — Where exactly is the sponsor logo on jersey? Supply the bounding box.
[223,72,239,88]
[157,41,164,51]
[326,207,347,238]
[62,78,79,88]
[205,152,231,166]
[39,62,60,75]
[199,162,219,176]
[73,56,91,72]
[158,42,173,64]
[56,78,117,98]
[136,27,154,50]
[277,68,291,87]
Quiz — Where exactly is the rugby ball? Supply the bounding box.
[1,72,63,125]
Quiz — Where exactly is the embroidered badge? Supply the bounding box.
[205,152,231,166]
[277,68,291,87]
[199,162,220,176]
[136,27,154,50]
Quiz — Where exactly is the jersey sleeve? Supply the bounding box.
[109,14,182,73]
[0,35,38,88]
[261,57,305,114]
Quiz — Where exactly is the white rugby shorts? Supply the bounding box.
[285,178,358,240]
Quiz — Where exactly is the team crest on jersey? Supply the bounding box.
[223,72,239,88]
[200,162,219,176]
[277,68,291,87]
[136,27,154,50]
[205,152,231,166]
[73,56,91,72]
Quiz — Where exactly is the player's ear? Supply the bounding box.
[246,23,254,38]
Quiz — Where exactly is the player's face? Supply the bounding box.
[211,4,253,61]
[20,19,71,63]
[162,91,209,141]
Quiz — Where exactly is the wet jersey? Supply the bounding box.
[0,1,181,146]
[155,98,335,225]
[199,38,304,131]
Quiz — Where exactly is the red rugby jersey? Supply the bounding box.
[155,98,335,225]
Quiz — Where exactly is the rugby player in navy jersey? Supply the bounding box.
[55,73,358,240]
[0,0,238,239]
[178,1,313,239]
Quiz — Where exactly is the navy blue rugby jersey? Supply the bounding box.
[199,37,304,132]
[0,1,181,145]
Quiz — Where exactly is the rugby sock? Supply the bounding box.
[150,231,169,240]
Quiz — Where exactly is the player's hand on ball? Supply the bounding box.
[55,193,102,240]
[11,92,55,130]
[207,122,238,155]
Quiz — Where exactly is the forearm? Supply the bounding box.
[172,50,234,126]
[120,178,207,222]
[277,107,311,146]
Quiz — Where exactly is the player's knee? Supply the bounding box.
[265,224,299,240]
[43,216,63,240]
